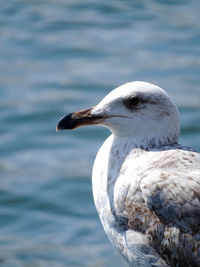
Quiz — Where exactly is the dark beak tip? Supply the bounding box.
[56,112,76,131]
[56,120,64,132]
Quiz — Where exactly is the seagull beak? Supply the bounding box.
[56,108,110,131]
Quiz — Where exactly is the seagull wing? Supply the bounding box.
[124,147,200,266]
[140,149,200,232]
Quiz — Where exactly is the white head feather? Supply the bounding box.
[91,81,180,147]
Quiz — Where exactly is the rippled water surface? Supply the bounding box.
[0,0,200,266]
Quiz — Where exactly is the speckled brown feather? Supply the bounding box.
[123,147,200,267]
[125,194,200,267]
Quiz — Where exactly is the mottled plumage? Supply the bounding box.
[57,81,200,267]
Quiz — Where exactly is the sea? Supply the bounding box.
[0,0,200,266]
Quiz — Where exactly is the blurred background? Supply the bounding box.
[0,0,200,266]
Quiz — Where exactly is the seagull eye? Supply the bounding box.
[123,97,140,110]
[128,97,140,106]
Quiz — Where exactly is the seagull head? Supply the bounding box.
[57,81,180,147]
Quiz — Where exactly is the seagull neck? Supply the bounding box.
[111,134,176,150]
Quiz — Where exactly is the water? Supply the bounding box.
[0,0,200,266]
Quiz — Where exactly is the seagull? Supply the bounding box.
[57,81,200,267]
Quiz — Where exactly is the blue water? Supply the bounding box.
[0,1,200,266]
